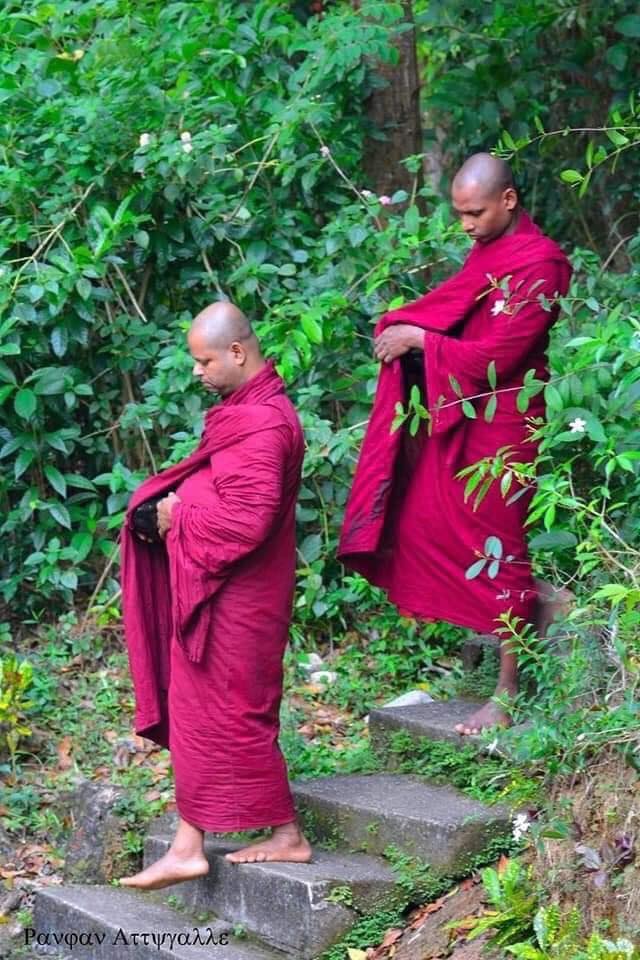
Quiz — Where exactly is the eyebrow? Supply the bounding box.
[452,205,485,215]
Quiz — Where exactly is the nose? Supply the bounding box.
[193,361,203,377]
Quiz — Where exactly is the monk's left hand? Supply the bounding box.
[157,492,181,539]
[374,324,424,363]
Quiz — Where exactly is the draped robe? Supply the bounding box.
[120,361,303,831]
[338,212,572,633]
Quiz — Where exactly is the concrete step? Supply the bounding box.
[369,698,485,759]
[292,774,509,872]
[144,816,402,959]
[32,884,283,960]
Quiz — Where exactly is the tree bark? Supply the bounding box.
[356,0,424,202]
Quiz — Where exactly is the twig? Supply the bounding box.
[80,544,120,631]
[11,183,95,291]
[113,262,147,323]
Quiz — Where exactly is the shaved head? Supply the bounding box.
[188,301,264,398]
[451,153,519,244]
[452,153,515,198]
[191,300,255,350]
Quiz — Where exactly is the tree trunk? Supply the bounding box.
[356,0,424,202]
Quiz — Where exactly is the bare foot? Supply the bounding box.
[455,699,511,737]
[119,848,209,890]
[225,822,313,864]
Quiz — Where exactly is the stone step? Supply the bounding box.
[32,884,283,960]
[144,817,402,959]
[369,699,485,759]
[292,774,509,872]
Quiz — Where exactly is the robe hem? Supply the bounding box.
[177,808,298,834]
[386,592,536,637]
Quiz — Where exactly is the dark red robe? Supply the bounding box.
[339,212,572,634]
[120,361,303,830]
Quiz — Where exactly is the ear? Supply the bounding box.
[503,186,518,211]
[230,341,248,365]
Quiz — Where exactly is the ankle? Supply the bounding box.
[271,821,303,840]
[170,842,204,859]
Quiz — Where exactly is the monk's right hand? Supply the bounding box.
[374,324,424,363]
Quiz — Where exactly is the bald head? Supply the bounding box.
[452,153,515,198]
[188,301,265,398]
[191,300,255,350]
[451,153,519,244]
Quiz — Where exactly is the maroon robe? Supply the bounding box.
[120,361,303,830]
[339,212,572,633]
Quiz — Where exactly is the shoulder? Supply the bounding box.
[509,256,572,299]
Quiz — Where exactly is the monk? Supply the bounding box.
[338,154,573,736]
[118,302,312,890]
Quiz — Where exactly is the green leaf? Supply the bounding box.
[49,503,72,529]
[487,360,497,390]
[560,169,583,184]
[70,532,93,561]
[462,400,477,419]
[484,393,497,423]
[529,530,578,551]
[278,263,297,276]
[615,14,640,37]
[485,536,503,559]
[404,204,420,235]
[347,225,367,247]
[14,449,35,479]
[60,570,78,590]
[66,473,96,491]
[465,558,486,580]
[50,326,69,358]
[544,383,563,412]
[299,533,322,565]
[44,465,67,497]
[487,558,500,579]
[605,128,629,147]
[76,277,92,300]
[448,375,462,397]
[32,367,69,395]
[14,388,36,420]
[300,314,323,344]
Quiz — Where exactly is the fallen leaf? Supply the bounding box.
[497,854,510,874]
[381,927,403,947]
[347,950,368,960]
[57,736,73,770]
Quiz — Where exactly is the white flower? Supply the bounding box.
[320,145,331,157]
[138,133,151,147]
[512,813,531,842]
[181,141,193,154]
[180,130,192,143]
[378,195,392,206]
[569,417,587,434]
[491,299,506,316]
[361,189,374,199]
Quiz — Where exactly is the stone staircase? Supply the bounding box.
[32,695,511,960]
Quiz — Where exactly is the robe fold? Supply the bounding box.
[338,212,572,633]
[120,360,303,831]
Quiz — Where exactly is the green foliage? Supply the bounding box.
[465,863,640,959]
[463,859,538,946]
[0,641,34,775]
[0,0,465,620]
[382,729,540,807]
[415,0,639,249]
